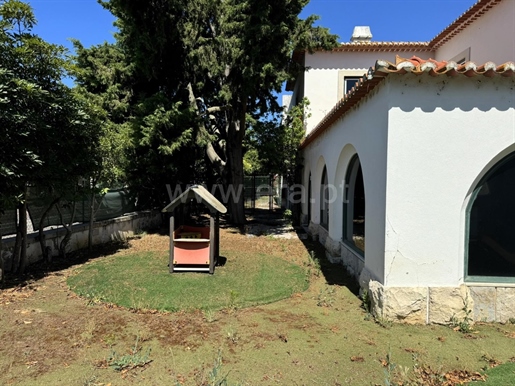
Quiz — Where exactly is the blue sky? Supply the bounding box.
[28,0,477,52]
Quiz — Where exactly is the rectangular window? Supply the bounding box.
[344,76,361,95]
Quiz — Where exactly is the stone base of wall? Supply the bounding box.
[363,281,515,324]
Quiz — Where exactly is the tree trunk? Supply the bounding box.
[38,197,59,263]
[0,231,4,286]
[88,190,96,251]
[226,118,246,226]
[12,208,21,274]
[56,200,77,259]
[18,195,28,274]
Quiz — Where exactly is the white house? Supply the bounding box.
[287,0,515,324]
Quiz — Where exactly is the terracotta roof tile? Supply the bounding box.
[300,56,515,149]
[429,0,502,49]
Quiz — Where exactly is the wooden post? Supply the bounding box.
[214,212,220,261]
[169,215,174,273]
[209,215,215,274]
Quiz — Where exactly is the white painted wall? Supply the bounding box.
[435,0,515,64]
[385,74,515,287]
[302,84,391,282]
[301,51,434,134]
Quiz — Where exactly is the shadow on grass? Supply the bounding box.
[1,228,165,291]
[295,229,361,296]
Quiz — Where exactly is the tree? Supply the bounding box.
[0,0,102,270]
[99,0,338,225]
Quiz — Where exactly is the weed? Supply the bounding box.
[316,286,336,307]
[228,290,240,309]
[103,333,117,347]
[226,326,239,344]
[361,289,371,314]
[307,250,321,277]
[509,317,515,325]
[375,316,393,329]
[209,350,230,386]
[107,336,152,372]
[450,294,474,333]
[283,209,292,222]
[203,309,217,323]
[382,349,396,386]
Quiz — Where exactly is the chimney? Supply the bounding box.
[351,26,372,42]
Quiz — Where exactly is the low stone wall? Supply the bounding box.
[1,211,162,271]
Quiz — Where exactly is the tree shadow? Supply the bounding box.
[0,230,165,291]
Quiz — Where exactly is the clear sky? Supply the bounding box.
[28,0,478,52]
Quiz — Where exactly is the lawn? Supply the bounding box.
[67,249,308,312]
[1,223,515,385]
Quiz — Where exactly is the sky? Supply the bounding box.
[26,0,478,84]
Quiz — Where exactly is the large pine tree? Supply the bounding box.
[100,0,338,224]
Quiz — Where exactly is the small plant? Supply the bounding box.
[228,290,240,309]
[226,327,238,344]
[361,289,371,314]
[307,250,321,276]
[382,349,396,386]
[107,336,152,372]
[509,317,515,325]
[283,209,292,222]
[450,294,474,333]
[316,286,336,307]
[375,316,393,329]
[203,309,217,323]
[209,350,230,386]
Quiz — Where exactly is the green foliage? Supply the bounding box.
[0,0,102,261]
[450,294,474,333]
[97,0,338,224]
[107,336,152,372]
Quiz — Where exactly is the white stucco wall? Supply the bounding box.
[385,74,515,287]
[302,51,435,134]
[435,0,515,64]
[302,83,391,282]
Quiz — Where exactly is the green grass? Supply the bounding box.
[472,363,515,384]
[67,250,308,312]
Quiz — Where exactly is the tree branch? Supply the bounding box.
[186,83,226,169]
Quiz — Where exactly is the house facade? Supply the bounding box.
[288,0,515,324]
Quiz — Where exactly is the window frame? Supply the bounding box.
[342,155,365,258]
[465,152,515,284]
[320,167,329,230]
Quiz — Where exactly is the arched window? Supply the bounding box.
[467,153,515,281]
[343,155,365,256]
[308,173,312,223]
[320,167,329,229]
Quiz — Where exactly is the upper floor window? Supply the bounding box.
[344,76,361,95]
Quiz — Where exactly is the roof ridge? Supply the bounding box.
[429,0,502,49]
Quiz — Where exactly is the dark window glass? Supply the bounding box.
[344,77,361,94]
[343,155,365,255]
[468,154,515,278]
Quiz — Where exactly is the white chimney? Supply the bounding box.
[351,26,372,42]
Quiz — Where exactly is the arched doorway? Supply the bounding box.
[308,173,312,223]
[343,155,365,255]
[320,166,329,229]
[467,153,515,281]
